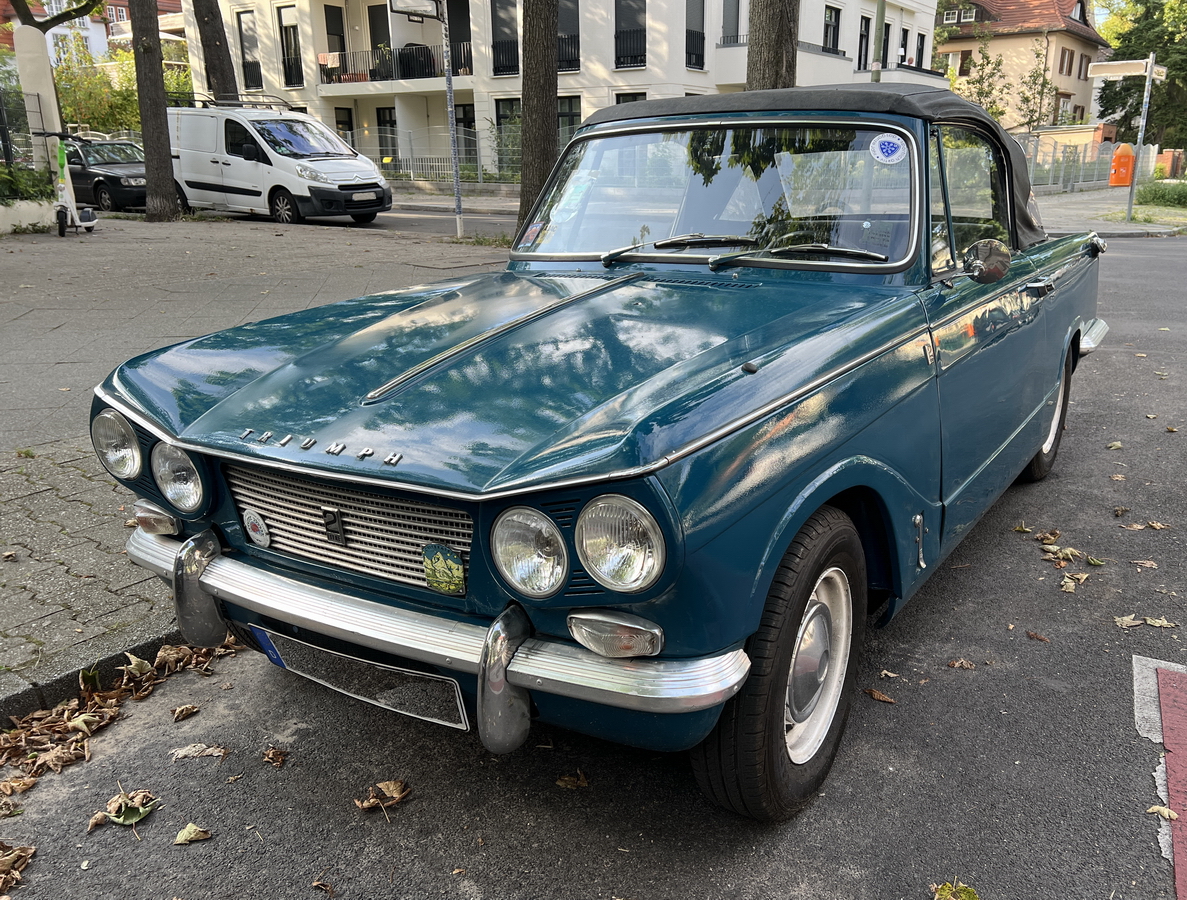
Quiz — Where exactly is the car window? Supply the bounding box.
[518,124,915,267]
[249,118,355,158]
[929,131,955,274]
[81,142,145,165]
[939,126,1010,255]
[225,120,262,159]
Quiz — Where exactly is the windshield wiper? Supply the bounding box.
[708,243,889,271]
[601,233,757,267]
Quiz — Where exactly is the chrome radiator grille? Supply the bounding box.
[224,464,473,590]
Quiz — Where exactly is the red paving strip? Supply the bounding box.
[1158,668,1187,897]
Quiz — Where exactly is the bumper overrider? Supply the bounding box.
[127,528,750,754]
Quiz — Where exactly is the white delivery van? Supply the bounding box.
[167,104,392,224]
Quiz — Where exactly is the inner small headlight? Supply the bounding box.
[491,507,568,598]
[91,409,142,480]
[575,495,665,593]
[151,443,204,513]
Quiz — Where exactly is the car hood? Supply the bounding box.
[106,270,920,495]
[86,162,145,178]
[298,156,381,180]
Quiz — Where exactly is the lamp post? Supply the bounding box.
[391,0,465,237]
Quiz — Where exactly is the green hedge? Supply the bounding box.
[0,166,54,206]
[1136,181,1187,209]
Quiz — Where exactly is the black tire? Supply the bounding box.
[1019,346,1073,482]
[691,505,866,822]
[57,208,66,237]
[270,188,303,225]
[175,183,191,214]
[224,617,263,652]
[350,212,377,224]
[95,184,119,212]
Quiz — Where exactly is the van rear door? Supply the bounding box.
[172,112,225,208]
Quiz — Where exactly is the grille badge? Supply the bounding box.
[422,543,465,596]
[322,506,348,546]
[242,508,271,548]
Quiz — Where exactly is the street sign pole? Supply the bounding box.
[1127,51,1156,223]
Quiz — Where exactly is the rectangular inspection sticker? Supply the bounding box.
[250,625,287,669]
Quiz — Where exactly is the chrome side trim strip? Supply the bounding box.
[97,324,928,502]
[1080,317,1109,355]
[363,271,646,401]
[126,529,750,713]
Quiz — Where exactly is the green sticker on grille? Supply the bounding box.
[422,543,465,596]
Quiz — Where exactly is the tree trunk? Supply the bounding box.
[517,0,558,229]
[129,0,179,222]
[746,0,798,90]
[191,0,239,101]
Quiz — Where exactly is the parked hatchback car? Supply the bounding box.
[66,138,147,211]
[91,84,1106,822]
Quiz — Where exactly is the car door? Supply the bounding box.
[172,112,225,208]
[220,118,269,213]
[917,125,1045,550]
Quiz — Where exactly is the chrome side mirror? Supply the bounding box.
[962,239,1011,285]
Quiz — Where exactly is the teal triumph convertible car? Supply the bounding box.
[90,84,1106,822]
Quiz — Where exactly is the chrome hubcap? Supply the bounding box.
[785,566,852,764]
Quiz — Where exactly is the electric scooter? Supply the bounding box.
[33,131,97,236]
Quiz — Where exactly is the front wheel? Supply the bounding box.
[691,505,866,822]
[270,189,304,225]
[57,208,67,237]
[1018,346,1073,482]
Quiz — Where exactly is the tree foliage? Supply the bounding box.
[952,30,1008,120]
[1097,0,1187,147]
[1014,39,1056,130]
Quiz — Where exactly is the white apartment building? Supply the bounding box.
[180,0,944,174]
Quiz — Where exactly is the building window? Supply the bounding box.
[899,27,909,63]
[559,0,580,71]
[1058,93,1073,120]
[116,5,127,19]
[1058,47,1074,76]
[881,22,890,68]
[615,0,646,67]
[491,0,519,75]
[455,103,477,165]
[960,7,976,21]
[616,92,646,103]
[278,6,303,87]
[916,33,926,68]
[334,107,353,138]
[237,11,263,90]
[1078,53,1091,79]
[325,5,345,54]
[1071,0,1085,20]
[1072,104,1085,121]
[958,48,972,76]
[857,15,870,69]
[942,8,958,22]
[377,107,397,160]
[558,96,580,146]
[722,0,741,42]
[495,97,521,171]
[105,6,115,19]
[823,6,840,53]
[686,0,705,67]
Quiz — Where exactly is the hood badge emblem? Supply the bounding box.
[422,543,465,596]
[322,506,348,545]
[242,508,271,548]
[236,430,401,466]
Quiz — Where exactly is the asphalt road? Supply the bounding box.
[2,238,1184,900]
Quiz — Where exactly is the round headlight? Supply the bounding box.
[91,409,142,480]
[151,443,204,513]
[575,495,665,593]
[491,507,568,598]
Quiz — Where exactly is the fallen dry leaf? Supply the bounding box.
[864,688,896,704]
[1088,557,1106,566]
[1115,507,1131,517]
[1115,614,1143,628]
[1027,631,1051,643]
[1169,427,1179,433]
[0,777,36,797]
[1,550,15,561]
[1060,575,1077,593]
[452,868,467,875]
[354,779,412,809]
[173,823,213,845]
[103,787,158,826]
[171,743,226,761]
[1145,617,1178,628]
[1035,530,1061,545]
[1066,573,1089,584]
[170,705,199,723]
[312,878,335,897]
[1107,441,1124,450]
[1148,805,1179,821]
[556,769,591,789]
[86,811,106,832]
[948,659,975,669]
[1111,474,1127,481]
[1120,523,1148,531]
[263,746,287,768]
[1132,560,1159,569]
[0,841,35,892]
[879,669,900,678]
[1149,522,1170,530]
[1014,522,1033,533]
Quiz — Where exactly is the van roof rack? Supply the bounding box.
[166,92,294,111]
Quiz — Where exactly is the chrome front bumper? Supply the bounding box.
[128,529,750,749]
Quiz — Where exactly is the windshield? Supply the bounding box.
[250,118,356,159]
[517,124,915,266]
[81,142,145,165]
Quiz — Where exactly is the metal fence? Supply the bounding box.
[0,90,50,171]
[1019,135,1159,194]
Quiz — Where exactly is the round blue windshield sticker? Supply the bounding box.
[870,133,907,164]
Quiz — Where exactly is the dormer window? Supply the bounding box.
[1071,0,1086,20]
[943,9,958,22]
[960,7,978,21]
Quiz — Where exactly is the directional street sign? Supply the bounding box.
[1088,59,1168,82]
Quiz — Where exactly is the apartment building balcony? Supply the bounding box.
[558,33,580,72]
[614,29,646,68]
[317,43,473,86]
[492,39,519,76]
[686,29,704,69]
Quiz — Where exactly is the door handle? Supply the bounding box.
[210,158,220,164]
[1026,277,1055,297]
[221,161,231,166]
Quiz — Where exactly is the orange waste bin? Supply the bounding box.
[1109,143,1135,187]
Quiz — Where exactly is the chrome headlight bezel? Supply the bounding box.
[491,506,569,599]
[575,494,665,593]
[150,442,205,513]
[91,408,142,480]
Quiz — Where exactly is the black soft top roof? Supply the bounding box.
[583,83,1047,249]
